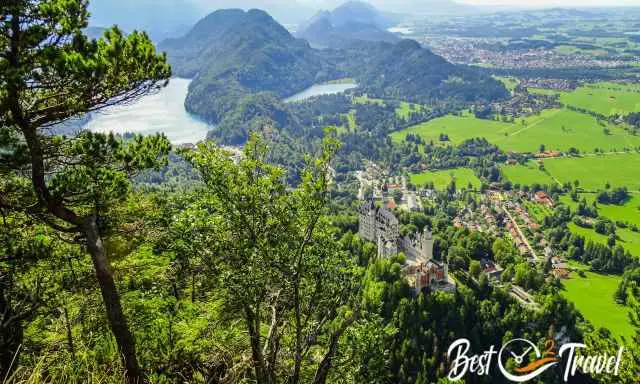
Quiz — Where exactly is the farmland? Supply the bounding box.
[391,109,640,154]
[542,153,640,191]
[409,168,481,190]
[561,270,633,339]
[353,94,423,120]
[568,223,640,258]
[560,83,640,116]
[391,113,512,146]
[501,161,557,187]
[561,193,640,227]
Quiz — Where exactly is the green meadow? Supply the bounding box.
[353,94,385,106]
[561,193,640,227]
[568,223,640,258]
[560,82,640,116]
[391,109,640,154]
[501,161,557,186]
[494,76,520,92]
[391,113,512,146]
[561,270,633,339]
[542,153,640,191]
[524,201,553,222]
[531,82,640,116]
[410,168,481,190]
[395,101,424,120]
[353,95,424,120]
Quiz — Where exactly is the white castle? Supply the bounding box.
[358,201,451,291]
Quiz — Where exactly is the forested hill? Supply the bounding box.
[337,39,509,103]
[159,8,507,140]
[158,9,336,122]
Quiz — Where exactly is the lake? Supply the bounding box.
[284,83,358,103]
[83,78,212,144]
[388,26,413,35]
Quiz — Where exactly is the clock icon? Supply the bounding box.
[498,338,559,383]
[500,338,538,368]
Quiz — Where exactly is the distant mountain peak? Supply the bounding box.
[296,1,400,48]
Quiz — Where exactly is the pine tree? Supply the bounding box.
[1,1,170,381]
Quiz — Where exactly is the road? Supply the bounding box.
[503,206,538,261]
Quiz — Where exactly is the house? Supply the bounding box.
[552,268,571,279]
[405,259,451,292]
[533,191,554,207]
[481,259,504,281]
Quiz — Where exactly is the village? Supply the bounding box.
[421,35,633,70]
[354,161,572,305]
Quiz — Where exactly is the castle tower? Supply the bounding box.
[358,201,376,242]
[420,228,434,261]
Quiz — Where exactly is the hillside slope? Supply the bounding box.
[337,40,509,104]
[159,9,507,144]
[159,9,335,123]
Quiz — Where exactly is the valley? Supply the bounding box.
[4,1,640,383]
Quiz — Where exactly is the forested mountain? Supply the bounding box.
[336,39,510,103]
[159,9,336,123]
[299,19,400,48]
[159,8,507,144]
[300,1,397,31]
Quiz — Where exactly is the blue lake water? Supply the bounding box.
[83,78,212,144]
[284,83,358,103]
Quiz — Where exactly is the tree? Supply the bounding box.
[1,2,171,382]
[0,184,48,379]
[178,131,361,384]
[469,260,481,278]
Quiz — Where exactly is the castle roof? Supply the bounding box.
[376,206,398,224]
[360,200,398,225]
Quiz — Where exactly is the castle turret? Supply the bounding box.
[421,228,434,261]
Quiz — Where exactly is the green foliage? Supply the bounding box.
[174,131,362,383]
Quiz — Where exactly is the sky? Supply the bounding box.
[294,0,640,8]
[458,0,639,6]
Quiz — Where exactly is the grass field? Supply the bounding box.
[561,270,633,339]
[524,201,553,222]
[390,112,512,146]
[559,82,640,116]
[542,153,640,191]
[391,109,640,154]
[501,161,557,186]
[561,193,640,227]
[568,223,640,258]
[395,101,424,120]
[494,76,520,92]
[410,168,481,190]
[353,94,385,106]
[353,95,423,120]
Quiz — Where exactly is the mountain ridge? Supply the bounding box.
[158,8,508,143]
[296,1,401,48]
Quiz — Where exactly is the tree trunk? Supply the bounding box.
[83,217,143,384]
[63,306,75,359]
[0,288,23,382]
[245,306,267,384]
